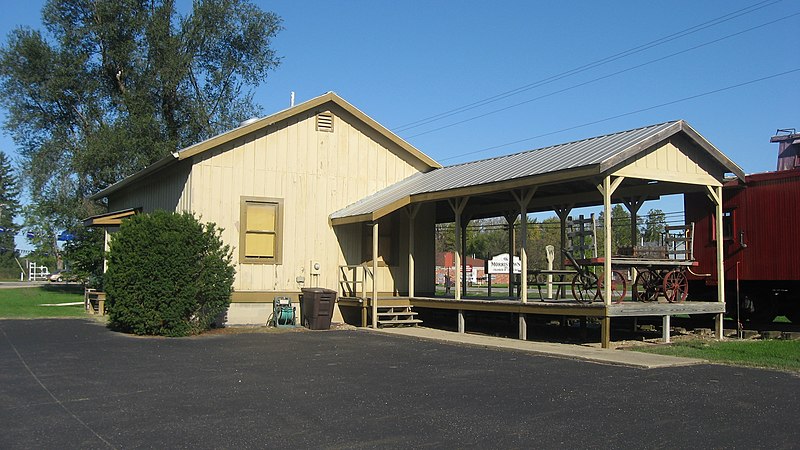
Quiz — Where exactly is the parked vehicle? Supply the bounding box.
[49,270,78,283]
[684,129,800,322]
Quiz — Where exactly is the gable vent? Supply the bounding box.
[316,111,334,132]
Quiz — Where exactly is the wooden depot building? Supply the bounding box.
[87,92,744,348]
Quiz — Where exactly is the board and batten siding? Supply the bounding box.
[188,104,425,293]
[613,135,722,186]
[107,161,193,214]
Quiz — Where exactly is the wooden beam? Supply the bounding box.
[372,222,379,329]
[554,205,573,275]
[461,217,469,298]
[512,188,536,340]
[449,198,469,301]
[407,204,421,298]
[601,317,611,349]
[511,188,536,307]
[597,177,614,305]
[713,185,725,340]
[623,196,646,246]
[504,212,518,298]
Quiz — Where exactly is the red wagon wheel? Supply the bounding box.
[662,269,688,303]
[633,269,660,302]
[598,270,627,303]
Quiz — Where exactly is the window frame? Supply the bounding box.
[711,208,735,242]
[239,196,284,265]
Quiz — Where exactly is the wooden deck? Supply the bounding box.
[338,296,725,348]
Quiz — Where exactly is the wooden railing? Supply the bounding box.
[338,264,373,298]
[663,223,694,261]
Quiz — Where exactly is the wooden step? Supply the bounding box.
[378,318,424,327]
[376,304,422,328]
[377,311,419,317]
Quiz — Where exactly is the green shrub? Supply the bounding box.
[105,211,235,336]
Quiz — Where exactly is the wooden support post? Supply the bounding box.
[448,198,469,301]
[486,255,492,297]
[458,309,465,333]
[511,187,536,306]
[554,205,572,262]
[623,197,645,249]
[554,205,573,299]
[361,303,367,328]
[601,317,611,349]
[546,245,555,298]
[511,188,536,306]
[372,221,379,329]
[407,204,420,298]
[461,218,469,298]
[597,176,624,306]
[504,212,518,298]
[519,314,527,340]
[623,197,645,283]
[662,315,671,343]
[706,185,725,340]
[103,228,110,274]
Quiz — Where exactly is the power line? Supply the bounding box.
[438,67,800,163]
[392,0,781,132]
[408,10,800,139]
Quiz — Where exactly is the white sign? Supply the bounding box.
[488,253,521,274]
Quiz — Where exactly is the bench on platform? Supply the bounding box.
[529,269,577,301]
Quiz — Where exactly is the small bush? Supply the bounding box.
[105,211,235,336]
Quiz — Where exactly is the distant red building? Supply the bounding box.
[435,252,513,285]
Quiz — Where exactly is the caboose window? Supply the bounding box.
[712,209,735,241]
[722,211,734,240]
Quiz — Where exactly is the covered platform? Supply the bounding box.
[332,120,744,348]
[339,296,725,347]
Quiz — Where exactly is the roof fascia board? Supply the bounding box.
[678,121,745,180]
[176,93,334,161]
[599,120,745,181]
[330,212,376,226]
[90,154,179,200]
[176,92,441,169]
[83,208,140,226]
[93,92,441,202]
[332,95,441,170]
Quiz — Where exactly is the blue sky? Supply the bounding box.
[1,0,798,248]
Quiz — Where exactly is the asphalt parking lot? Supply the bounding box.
[1,319,799,449]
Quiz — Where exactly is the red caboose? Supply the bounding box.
[685,130,800,322]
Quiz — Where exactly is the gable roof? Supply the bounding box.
[330,120,744,224]
[91,92,440,200]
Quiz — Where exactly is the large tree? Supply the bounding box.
[640,208,667,244]
[0,0,282,232]
[0,151,21,267]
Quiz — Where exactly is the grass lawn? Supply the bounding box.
[0,285,88,318]
[631,339,800,372]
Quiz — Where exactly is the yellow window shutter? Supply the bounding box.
[247,203,276,232]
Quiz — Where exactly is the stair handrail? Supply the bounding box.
[338,264,374,299]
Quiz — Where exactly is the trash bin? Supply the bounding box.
[300,288,337,330]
